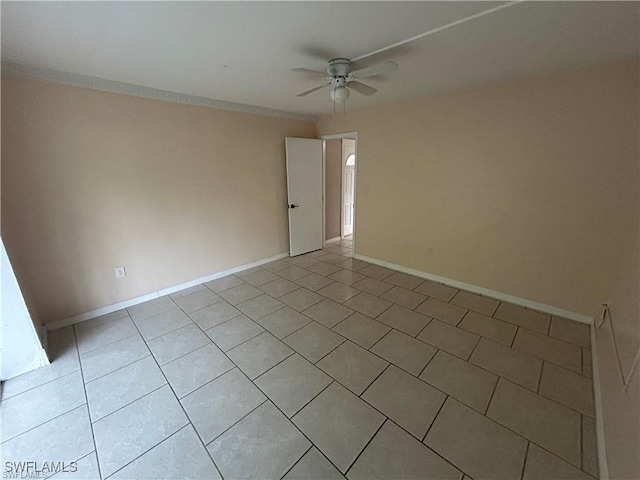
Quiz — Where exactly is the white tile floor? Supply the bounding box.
[1,238,599,479]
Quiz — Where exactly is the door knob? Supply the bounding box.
[289,204,299,209]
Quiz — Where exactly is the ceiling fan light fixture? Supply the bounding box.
[330,86,350,103]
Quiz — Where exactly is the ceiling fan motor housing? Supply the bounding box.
[327,58,352,77]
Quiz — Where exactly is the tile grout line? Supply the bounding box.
[423,396,518,479]
[103,424,194,480]
[84,353,159,391]
[0,402,88,446]
[343,418,387,477]
[0,365,83,402]
[146,324,214,366]
[211,322,268,354]
[127,302,226,480]
[413,314,433,339]
[310,337,348,366]
[367,327,394,352]
[417,401,478,479]
[510,325,519,348]
[83,351,152,385]
[172,289,225,314]
[72,327,104,480]
[312,371,457,467]
[421,394,450,443]
[247,349,296,383]
[466,334,483,361]
[205,324,265,356]
[416,347,440,379]
[133,317,201,344]
[535,442,598,477]
[286,380,335,422]
[378,306,581,390]
[482,378,586,468]
[73,311,130,336]
[174,364,237,401]
[88,382,168,426]
[203,398,269,448]
[278,445,314,479]
[47,450,99,480]
[483,374,500,416]
[358,363,392,399]
[314,334,458,406]
[219,379,346,477]
[77,328,139,357]
[535,359,544,393]
[519,441,531,480]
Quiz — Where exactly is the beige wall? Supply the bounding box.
[324,138,342,240]
[1,75,315,324]
[317,59,639,479]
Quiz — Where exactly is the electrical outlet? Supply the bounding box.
[114,266,126,279]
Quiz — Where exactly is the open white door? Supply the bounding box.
[285,137,324,256]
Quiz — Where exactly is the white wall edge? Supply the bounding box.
[324,237,341,244]
[590,323,609,479]
[46,252,289,331]
[354,253,594,324]
[1,239,50,380]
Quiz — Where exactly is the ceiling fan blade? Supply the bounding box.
[348,81,377,96]
[298,45,335,62]
[296,84,330,97]
[291,67,329,77]
[351,61,398,79]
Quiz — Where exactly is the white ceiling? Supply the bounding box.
[2,1,638,118]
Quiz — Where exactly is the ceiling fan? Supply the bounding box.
[292,58,398,104]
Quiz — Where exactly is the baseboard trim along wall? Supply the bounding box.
[324,237,341,244]
[355,253,606,476]
[354,253,593,324]
[46,251,290,331]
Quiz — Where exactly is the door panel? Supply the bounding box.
[285,137,323,256]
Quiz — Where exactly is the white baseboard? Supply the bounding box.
[46,252,289,331]
[354,254,593,324]
[324,237,341,244]
[590,324,609,480]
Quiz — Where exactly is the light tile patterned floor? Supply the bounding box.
[1,238,599,479]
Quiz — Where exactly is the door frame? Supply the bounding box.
[319,132,359,251]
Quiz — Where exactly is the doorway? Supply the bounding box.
[320,132,358,249]
[341,139,356,238]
